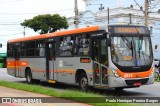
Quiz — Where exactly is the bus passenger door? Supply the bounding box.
[14,45,20,77]
[46,42,55,80]
[92,37,108,86]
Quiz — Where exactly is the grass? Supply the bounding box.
[154,79,160,82]
[154,74,160,82]
[0,81,134,106]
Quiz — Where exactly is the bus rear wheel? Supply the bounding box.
[26,69,33,84]
[79,74,88,91]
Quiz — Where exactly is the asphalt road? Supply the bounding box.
[0,68,26,82]
[0,68,160,98]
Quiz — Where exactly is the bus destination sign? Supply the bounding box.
[113,27,147,34]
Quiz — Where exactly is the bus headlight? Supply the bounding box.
[112,69,120,77]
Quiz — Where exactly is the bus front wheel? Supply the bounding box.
[26,69,33,84]
[79,74,88,91]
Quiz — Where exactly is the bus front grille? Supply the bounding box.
[125,78,149,86]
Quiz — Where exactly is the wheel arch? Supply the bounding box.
[75,69,87,83]
[25,67,31,78]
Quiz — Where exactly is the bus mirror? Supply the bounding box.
[0,43,2,48]
[155,44,158,52]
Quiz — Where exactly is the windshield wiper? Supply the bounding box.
[138,35,143,57]
[139,35,143,50]
[120,34,134,57]
[120,34,133,50]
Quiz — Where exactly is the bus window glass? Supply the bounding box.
[7,44,14,57]
[75,34,90,55]
[30,41,35,56]
[26,41,35,56]
[60,36,74,56]
[101,39,107,65]
[26,42,30,56]
[22,40,45,57]
[134,37,152,65]
[49,44,53,60]
[101,39,107,55]
[20,42,26,56]
[35,41,39,56]
[38,40,45,56]
[30,41,36,48]
[111,36,152,66]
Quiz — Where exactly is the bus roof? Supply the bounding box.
[8,26,99,43]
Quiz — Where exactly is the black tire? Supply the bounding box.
[154,72,159,81]
[26,69,33,84]
[32,79,40,84]
[79,73,88,91]
[115,87,124,91]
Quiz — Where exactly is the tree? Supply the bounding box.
[21,14,68,34]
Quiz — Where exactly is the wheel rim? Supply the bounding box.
[81,77,87,89]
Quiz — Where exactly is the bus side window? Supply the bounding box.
[59,36,74,56]
[75,34,90,55]
[20,43,26,56]
[35,41,39,56]
[30,41,36,56]
[26,42,30,56]
[39,41,45,56]
[7,44,14,57]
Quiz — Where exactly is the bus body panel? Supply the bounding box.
[49,60,54,80]
[55,57,75,83]
[24,58,46,80]
[7,25,154,89]
[7,58,15,77]
[146,74,154,85]
[55,57,93,85]
[108,70,154,88]
[7,58,46,80]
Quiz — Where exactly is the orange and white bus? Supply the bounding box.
[7,24,154,90]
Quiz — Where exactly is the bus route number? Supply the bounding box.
[124,73,133,78]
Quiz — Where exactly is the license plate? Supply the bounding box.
[134,82,141,86]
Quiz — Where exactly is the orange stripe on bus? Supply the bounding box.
[117,68,152,78]
[7,67,76,74]
[7,60,15,66]
[19,61,28,66]
[7,60,28,67]
[55,70,75,74]
[31,69,75,74]
[8,26,99,43]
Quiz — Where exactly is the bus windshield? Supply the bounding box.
[111,36,153,67]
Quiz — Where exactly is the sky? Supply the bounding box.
[0,0,160,56]
[0,0,85,53]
